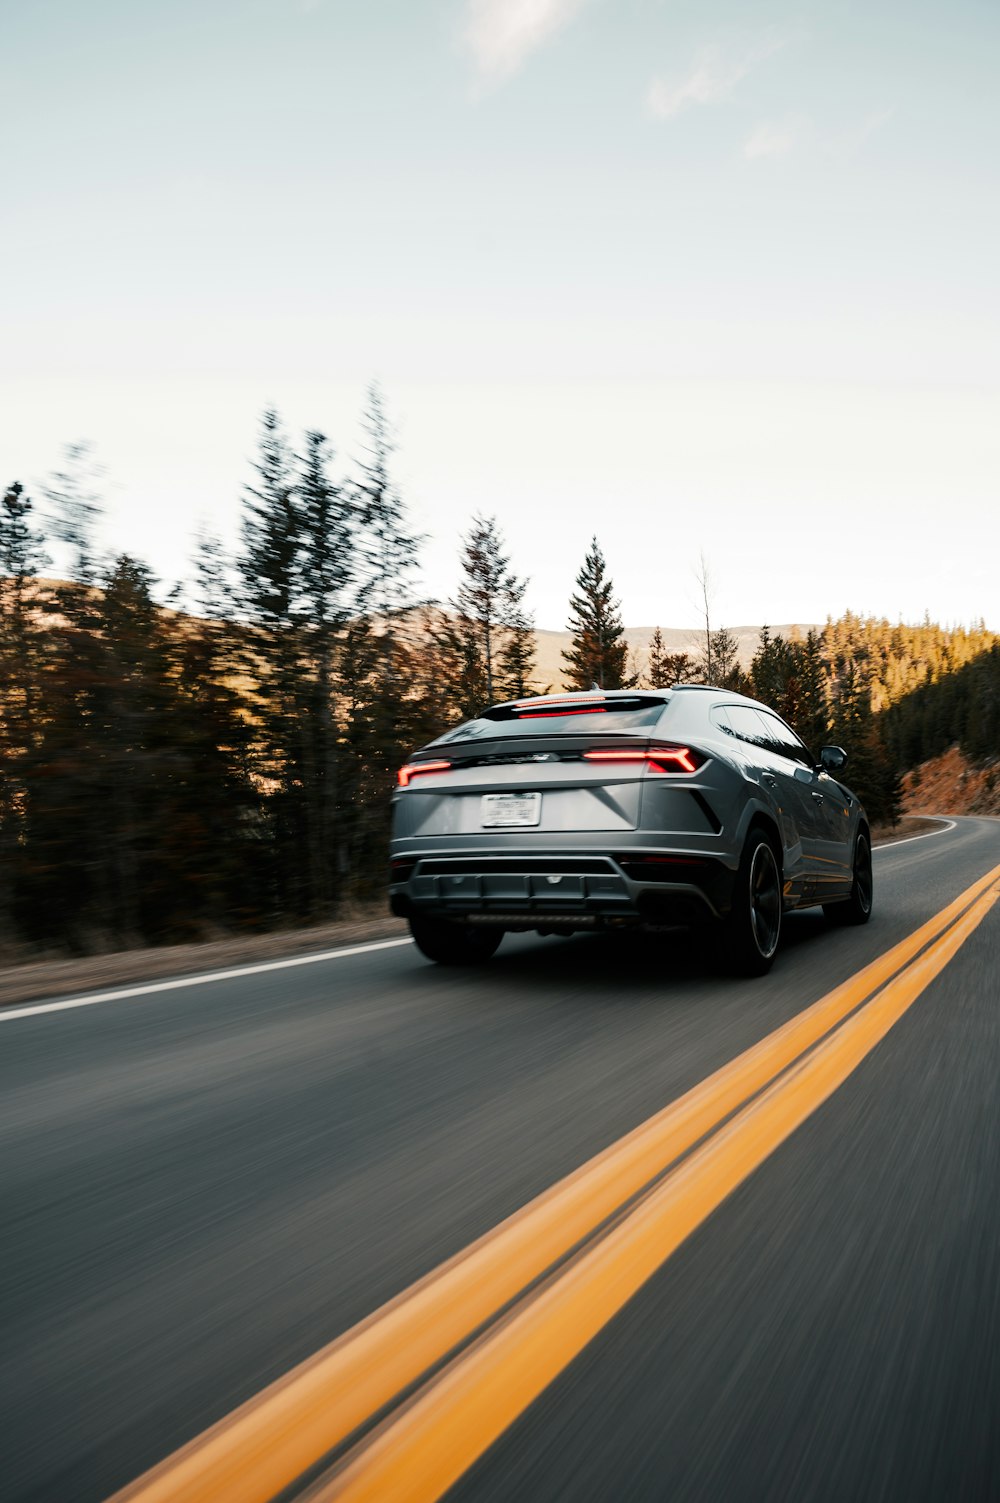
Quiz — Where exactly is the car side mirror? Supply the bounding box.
[819,745,848,772]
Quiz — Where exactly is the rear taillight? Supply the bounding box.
[397,759,452,788]
[583,745,701,774]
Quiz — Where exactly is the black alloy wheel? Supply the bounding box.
[825,831,874,926]
[723,832,783,976]
[409,916,504,965]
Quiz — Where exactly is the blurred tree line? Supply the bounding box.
[734,617,997,827]
[1,399,995,956]
[0,393,539,954]
[882,643,1000,769]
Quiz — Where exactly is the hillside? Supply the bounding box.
[532,623,821,692]
[902,746,1000,818]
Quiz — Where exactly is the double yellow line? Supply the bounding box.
[111,864,1000,1503]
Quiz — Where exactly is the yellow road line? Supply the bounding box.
[108,865,1000,1503]
[317,877,1000,1502]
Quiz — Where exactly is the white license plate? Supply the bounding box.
[481,792,541,828]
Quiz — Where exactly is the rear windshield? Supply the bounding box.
[430,697,670,746]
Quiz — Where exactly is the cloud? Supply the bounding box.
[462,0,592,86]
[646,37,784,120]
[742,117,801,159]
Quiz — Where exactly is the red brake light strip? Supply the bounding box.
[583,747,697,774]
[397,759,452,788]
[514,706,608,719]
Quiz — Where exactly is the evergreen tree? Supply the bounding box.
[828,659,902,826]
[297,429,354,907]
[796,629,830,753]
[498,604,537,699]
[240,408,300,629]
[354,383,420,628]
[646,627,669,687]
[0,484,47,943]
[750,627,828,752]
[644,630,695,689]
[426,608,488,722]
[17,553,260,948]
[42,442,104,584]
[237,408,309,917]
[562,538,631,690]
[708,624,746,691]
[453,514,534,707]
[0,482,47,730]
[342,385,425,888]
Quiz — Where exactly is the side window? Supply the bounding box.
[725,706,773,748]
[757,710,812,767]
[710,706,735,737]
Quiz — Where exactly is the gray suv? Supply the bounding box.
[389,687,872,975]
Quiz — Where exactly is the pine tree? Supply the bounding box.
[42,442,104,584]
[796,629,830,753]
[17,552,261,948]
[498,605,537,699]
[708,625,746,692]
[0,484,47,944]
[342,385,425,890]
[297,429,354,908]
[562,538,630,690]
[828,658,901,826]
[354,383,420,629]
[0,482,47,730]
[666,651,695,685]
[453,514,534,707]
[237,408,310,917]
[646,627,670,687]
[240,408,300,629]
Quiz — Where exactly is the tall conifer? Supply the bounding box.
[562,538,630,690]
[453,514,534,706]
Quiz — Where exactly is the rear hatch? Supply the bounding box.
[395,694,693,838]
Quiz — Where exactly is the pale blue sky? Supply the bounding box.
[3,0,998,627]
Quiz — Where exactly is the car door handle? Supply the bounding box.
[761,773,778,787]
[811,791,825,803]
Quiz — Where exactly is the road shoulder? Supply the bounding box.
[0,816,955,1010]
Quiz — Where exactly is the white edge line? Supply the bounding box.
[0,938,414,1023]
[873,818,956,851]
[0,817,967,1024]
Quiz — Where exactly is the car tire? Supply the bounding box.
[721,830,783,976]
[824,831,873,926]
[409,916,504,966]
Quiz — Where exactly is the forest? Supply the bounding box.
[2,394,997,958]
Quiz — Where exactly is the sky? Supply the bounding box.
[3,0,999,630]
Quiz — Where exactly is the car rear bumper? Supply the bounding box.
[389,851,736,929]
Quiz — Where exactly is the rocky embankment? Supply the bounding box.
[902,745,1000,818]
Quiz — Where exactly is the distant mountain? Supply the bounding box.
[531,624,821,692]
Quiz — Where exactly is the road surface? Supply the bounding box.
[1,816,998,1502]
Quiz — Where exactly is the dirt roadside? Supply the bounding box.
[0,815,952,1010]
[0,912,408,1011]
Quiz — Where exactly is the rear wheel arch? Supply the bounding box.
[744,812,784,881]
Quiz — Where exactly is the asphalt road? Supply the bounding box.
[1,816,998,1503]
